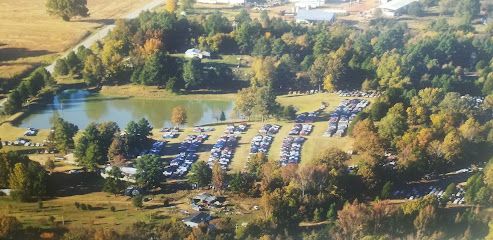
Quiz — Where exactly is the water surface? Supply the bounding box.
[18,89,234,129]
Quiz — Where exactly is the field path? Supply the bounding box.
[45,0,165,73]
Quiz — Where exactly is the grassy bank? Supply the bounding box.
[100,85,237,100]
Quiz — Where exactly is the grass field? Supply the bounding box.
[0,0,157,79]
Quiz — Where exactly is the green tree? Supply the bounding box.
[3,90,23,115]
[135,154,164,190]
[204,12,231,36]
[125,118,152,153]
[82,53,104,86]
[54,59,69,76]
[182,58,202,89]
[50,114,79,153]
[103,166,125,195]
[219,111,226,121]
[46,0,89,21]
[378,103,407,145]
[380,181,394,199]
[187,161,212,188]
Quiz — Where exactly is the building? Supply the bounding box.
[101,166,137,183]
[295,9,336,24]
[377,0,418,17]
[185,48,211,59]
[197,0,244,5]
[193,193,218,205]
[182,212,212,228]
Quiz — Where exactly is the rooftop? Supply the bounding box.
[296,9,336,22]
[378,0,417,11]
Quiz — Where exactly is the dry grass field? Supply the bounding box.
[0,0,156,79]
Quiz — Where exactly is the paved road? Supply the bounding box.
[45,0,165,73]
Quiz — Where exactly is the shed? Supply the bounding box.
[185,48,211,59]
[295,9,336,24]
[193,193,218,205]
[182,212,212,228]
[377,0,418,17]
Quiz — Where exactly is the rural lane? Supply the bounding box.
[45,0,165,73]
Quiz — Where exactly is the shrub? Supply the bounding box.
[132,195,143,208]
[110,206,116,212]
[80,203,87,210]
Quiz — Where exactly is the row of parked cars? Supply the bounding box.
[250,135,274,155]
[224,123,248,134]
[295,112,319,123]
[208,135,239,170]
[279,136,306,166]
[289,124,313,136]
[165,134,209,178]
[161,127,180,139]
[326,99,370,137]
[336,90,380,98]
[259,124,280,135]
[392,184,467,205]
[2,138,45,147]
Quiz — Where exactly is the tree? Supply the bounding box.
[336,200,372,239]
[414,205,437,238]
[171,106,187,127]
[187,161,212,188]
[50,114,78,153]
[182,59,202,89]
[125,118,152,153]
[107,136,127,166]
[251,57,276,87]
[46,0,89,21]
[204,12,231,36]
[135,155,164,190]
[45,159,56,173]
[103,166,125,195]
[352,119,385,156]
[378,103,407,145]
[82,53,104,86]
[9,163,29,201]
[179,0,195,12]
[3,90,22,115]
[166,0,177,13]
[212,161,225,193]
[0,215,22,239]
[74,122,119,171]
[219,111,226,122]
[380,181,393,199]
[54,59,69,76]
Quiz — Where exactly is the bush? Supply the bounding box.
[163,198,170,207]
[110,206,116,212]
[87,204,93,210]
[74,202,80,209]
[80,203,87,210]
[132,195,143,208]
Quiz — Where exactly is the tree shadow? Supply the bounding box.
[0,47,54,62]
[73,18,115,25]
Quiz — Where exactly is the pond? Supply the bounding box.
[17,89,235,129]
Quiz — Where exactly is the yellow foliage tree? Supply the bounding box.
[166,0,177,13]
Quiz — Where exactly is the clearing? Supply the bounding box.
[0,0,158,80]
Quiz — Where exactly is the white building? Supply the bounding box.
[295,9,336,24]
[185,48,211,59]
[101,166,137,183]
[377,0,418,17]
[196,0,244,5]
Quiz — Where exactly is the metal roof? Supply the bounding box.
[296,9,336,22]
[378,0,417,11]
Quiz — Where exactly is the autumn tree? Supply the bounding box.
[414,205,437,238]
[166,0,178,13]
[212,161,225,193]
[46,0,89,21]
[336,200,372,239]
[351,119,385,156]
[8,163,29,201]
[171,106,187,127]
